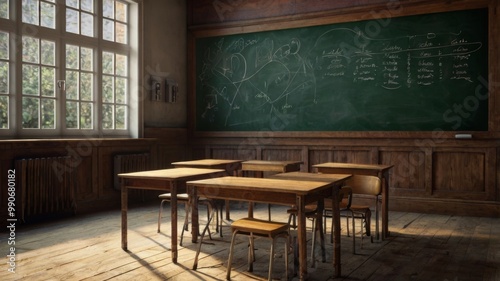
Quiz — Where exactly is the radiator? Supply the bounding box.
[113,153,151,191]
[15,156,77,222]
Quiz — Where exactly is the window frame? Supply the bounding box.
[0,0,142,139]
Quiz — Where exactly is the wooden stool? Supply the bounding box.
[226,218,290,281]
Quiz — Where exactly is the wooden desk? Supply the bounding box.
[313,162,394,239]
[270,172,352,269]
[118,167,226,263]
[241,160,303,176]
[172,159,244,220]
[241,160,303,219]
[172,159,242,175]
[187,176,342,280]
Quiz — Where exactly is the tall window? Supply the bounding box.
[0,30,8,129]
[0,0,140,137]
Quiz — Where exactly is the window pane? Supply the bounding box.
[66,0,78,9]
[0,0,8,19]
[102,52,114,74]
[81,47,93,71]
[41,67,55,97]
[23,37,39,64]
[81,0,93,12]
[103,0,114,19]
[66,70,79,100]
[115,22,127,44]
[66,100,78,128]
[0,31,8,59]
[115,54,127,76]
[66,8,79,34]
[66,44,79,69]
[80,102,92,129]
[102,75,114,102]
[80,73,93,100]
[102,104,113,129]
[116,1,127,22]
[22,97,39,128]
[0,61,7,93]
[103,19,114,41]
[81,12,94,37]
[23,65,40,96]
[41,98,55,128]
[115,77,126,103]
[0,96,8,128]
[22,0,39,25]
[115,105,125,129]
[41,2,56,29]
[41,40,55,66]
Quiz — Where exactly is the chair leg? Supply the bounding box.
[217,200,223,237]
[205,202,213,241]
[365,208,372,237]
[284,235,289,281]
[226,230,239,280]
[293,236,298,277]
[248,234,255,272]
[346,215,351,237]
[351,212,356,254]
[193,203,216,270]
[317,214,326,263]
[268,237,275,281]
[311,218,316,268]
[157,199,167,233]
[180,202,189,246]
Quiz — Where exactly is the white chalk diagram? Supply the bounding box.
[197,26,483,129]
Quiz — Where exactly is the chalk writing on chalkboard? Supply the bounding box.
[195,8,488,131]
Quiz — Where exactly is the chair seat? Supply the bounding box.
[231,218,289,237]
[158,193,210,201]
[227,218,290,280]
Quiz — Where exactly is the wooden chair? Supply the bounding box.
[157,193,222,246]
[286,203,325,267]
[325,175,381,252]
[226,218,290,281]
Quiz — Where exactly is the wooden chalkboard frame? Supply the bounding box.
[188,0,499,139]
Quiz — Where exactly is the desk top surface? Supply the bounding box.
[313,162,394,171]
[187,176,334,195]
[118,167,226,180]
[270,172,352,183]
[172,159,244,166]
[242,160,303,166]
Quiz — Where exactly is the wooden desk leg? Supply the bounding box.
[225,200,231,220]
[191,188,199,243]
[381,171,390,239]
[170,182,178,264]
[316,199,326,263]
[296,195,308,281]
[121,183,128,250]
[332,187,341,277]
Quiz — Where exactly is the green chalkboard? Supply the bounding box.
[195,8,488,131]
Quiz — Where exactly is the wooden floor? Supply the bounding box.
[1,202,499,281]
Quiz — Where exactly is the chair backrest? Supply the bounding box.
[345,175,382,196]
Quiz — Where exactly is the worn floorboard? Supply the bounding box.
[1,202,499,281]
